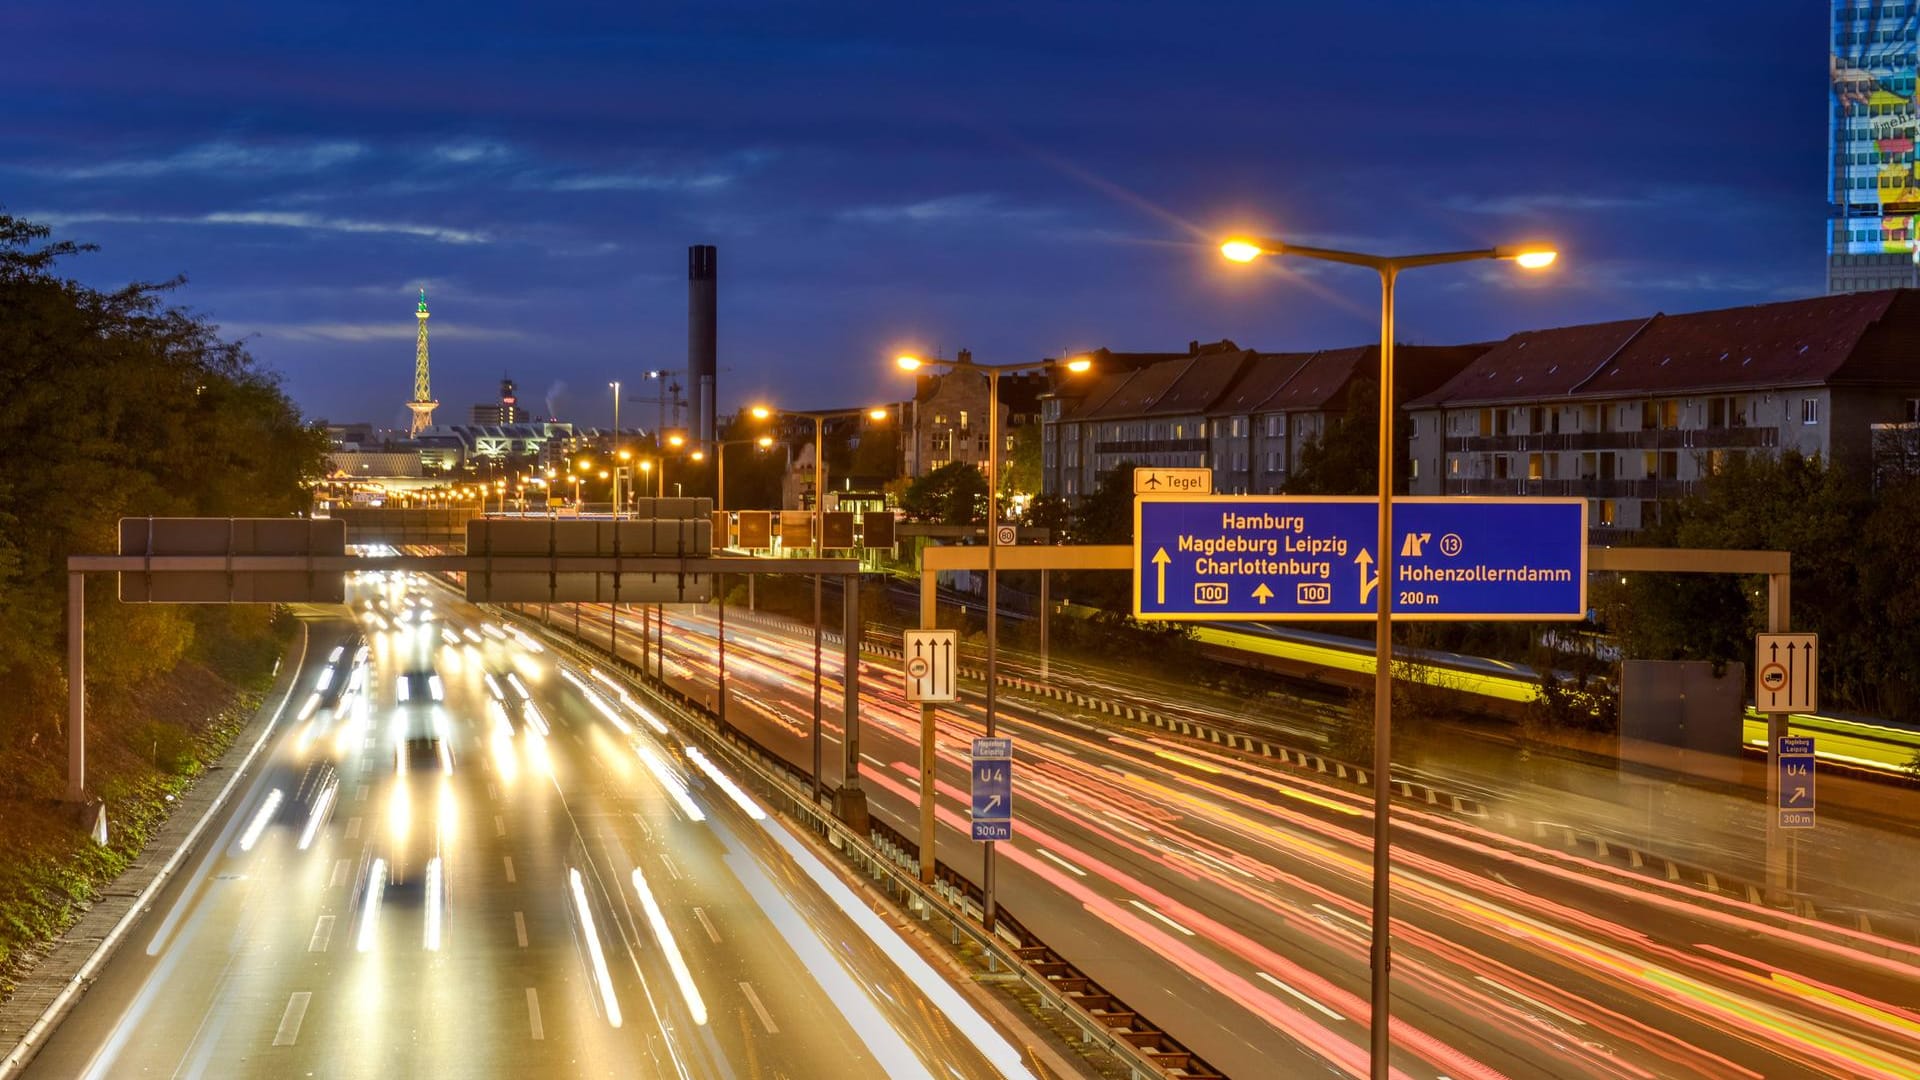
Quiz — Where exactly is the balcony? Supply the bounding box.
[1443,477,1696,499]
[1441,426,1778,454]
[1094,438,1209,455]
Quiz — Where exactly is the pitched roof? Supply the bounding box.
[1408,290,1920,409]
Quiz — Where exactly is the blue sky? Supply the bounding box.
[2,1,1818,429]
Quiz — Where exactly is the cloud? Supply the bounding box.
[547,170,735,192]
[1445,191,1655,215]
[431,139,515,165]
[838,193,1056,225]
[224,321,531,344]
[30,209,489,244]
[33,140,367,180]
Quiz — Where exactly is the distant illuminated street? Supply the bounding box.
[23,576,1038,1079]
[553,598,1920,1079]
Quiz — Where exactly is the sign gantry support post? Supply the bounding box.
[66,573,84,806]
[834,572,867,831]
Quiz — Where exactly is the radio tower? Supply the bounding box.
[406,287,438,436]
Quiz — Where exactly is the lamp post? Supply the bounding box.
[752,404,889,813]
[894,352,1091,931]
[1221,234,1556,1080]
[610,381,622,517]
[714,435,774,513]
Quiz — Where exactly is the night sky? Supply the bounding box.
[3,2,1818,430]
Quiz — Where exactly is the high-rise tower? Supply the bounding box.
[1829,2,1920,293]
[407,287,438,436]
[688,245,717,444]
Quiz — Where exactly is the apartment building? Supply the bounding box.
[1406,290,1920,540]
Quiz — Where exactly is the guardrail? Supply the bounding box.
[488,602,1224,1079]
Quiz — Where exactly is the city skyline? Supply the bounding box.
[4,3,1818,427]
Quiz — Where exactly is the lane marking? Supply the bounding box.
[487,781,498,801]
[494,815,507,838]
[514,911,528,948]
[272,992,312,1046]
[354,785,368,803]
[1255,971,1343,1020]
[308,916,333,953]
[329,859,349,888]
[344,817,362,840]
[692,906,721,944]
[1474,975,1586,1026]
[629,813,653,841]
[1035,848,1087,877]
[1126,899,1194,936]
[1313,902,1370,935]
[526,987,544,1041]
[503,855,517,883]
[739,981,778,1035]
[659,853,682,881]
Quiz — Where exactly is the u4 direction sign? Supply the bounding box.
[1133,495,1588,621]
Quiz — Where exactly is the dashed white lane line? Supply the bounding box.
[308,915,334,953]
[354,784,368,803]
[1126,899,1195,936]
[659,853,681,881]
[330,859,350,888]
[487,781,499,801]
[526,987,544,1041]
[345,817,362,840]
[273,992,312,1046]
[738,982,778,1035]
[1035,848,1087,877]
[692,906,721,944]
[503,855,517,883]
[514,911,528,948]
[1255,971,1343,1021]
[1475,975,1586,1026]
[494,814,507,838]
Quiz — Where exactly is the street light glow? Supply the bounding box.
[756,435,773,448]
[749,405,771,420]
[1513,250,1558,269]
[690,450,706,462]
[1220,239,1265,263]
[895,354,923,371]
[1065,356,1093,373]
[868,407,888,421]
[667,433,685,448]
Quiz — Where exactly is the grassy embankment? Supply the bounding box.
[0,607,295,999]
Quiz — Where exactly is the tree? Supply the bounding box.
[1021,493,1074,543]
[1004,423,1042,499]
[0,212,327,742]
[1074,460,1139,544]
[1285,378,1412,496]
[900,462,986,524]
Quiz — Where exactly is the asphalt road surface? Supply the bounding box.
[23,575,1045,1080]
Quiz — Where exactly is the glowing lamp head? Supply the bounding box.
[598,470,609,479]
[1220,239,1266,263]
[1514,250,1557,270]
[749,406,771,420]
[667,433,685,448]
[640,460,653,472]
[1064,356,1093,374]
[618,449,631,461]
[895,355,923,371]
[868,407,889,421]
[690,450,706,462]
[756,435,774,448]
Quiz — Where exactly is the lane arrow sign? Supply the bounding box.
[1252,583,1274,605]
[1152,547,1171,604]
[1355,548,1377,606]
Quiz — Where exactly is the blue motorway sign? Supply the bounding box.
[1133,496,1586,621]
[1778,736,1815,828]
[970,737,1012,842]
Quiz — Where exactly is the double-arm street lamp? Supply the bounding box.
[1220,234,1556,1079]
[751,405,891,556]
[893,351,1091,931]
[714,433,775,513]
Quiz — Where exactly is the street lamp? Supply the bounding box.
[893,351,1091,931]
[610,381,623,517]
[714,430,771,511]
[1220,232,1556,1080]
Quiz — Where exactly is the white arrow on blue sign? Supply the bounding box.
[1778,735,1815,828]
[1132,495,1587,621]
[971,737,1012,841]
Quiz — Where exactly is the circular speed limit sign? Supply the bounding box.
[906,656,930,680]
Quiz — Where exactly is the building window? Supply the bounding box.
[1408,457,1420,480]
[1449,456,1461,475]
[1802,398,1821,425]
[1528,453,1544,481]
[1593,499,1616,527]
[958,411,969,430]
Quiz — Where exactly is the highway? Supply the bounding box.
[22,575,1044,1080]
[550,596,1920,1080]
